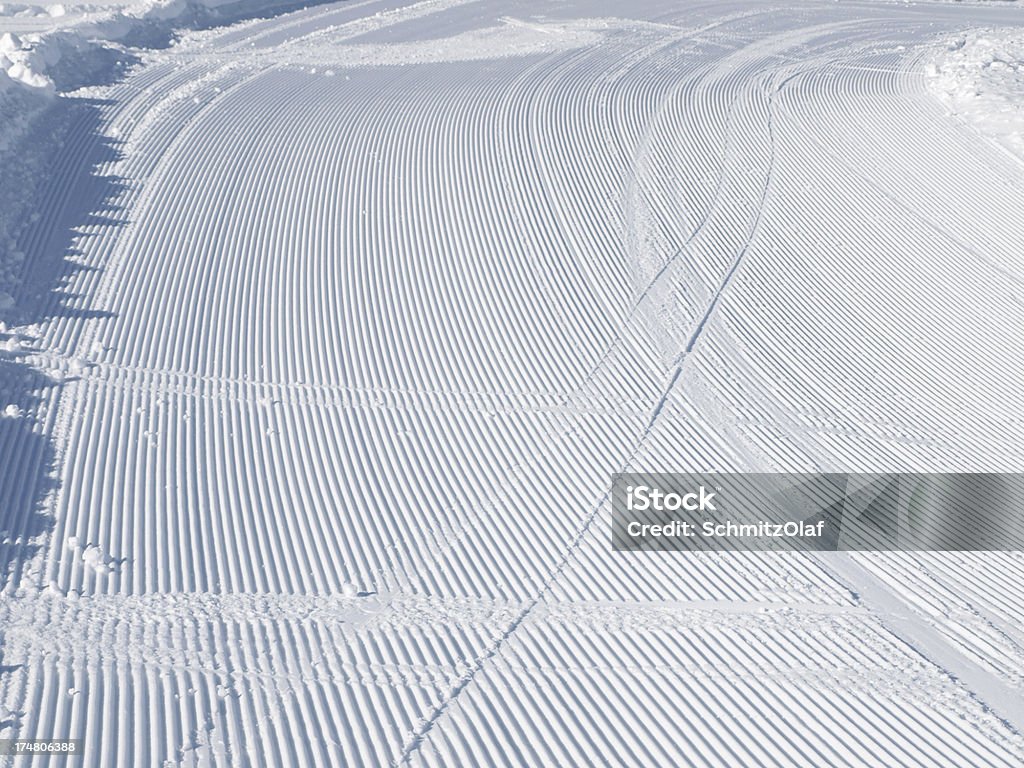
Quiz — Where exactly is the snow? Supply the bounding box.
[339,582,360,598]
[928,28,1024,158]
[0,0,325,321]
[1,0,1024,765]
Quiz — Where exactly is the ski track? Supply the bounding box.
[2,0,1024,765]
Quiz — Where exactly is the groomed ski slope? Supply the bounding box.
[2,0,1024,765]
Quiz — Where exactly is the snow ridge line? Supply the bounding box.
[642,75,779,434]
[398,80,777,756]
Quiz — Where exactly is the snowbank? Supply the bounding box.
[0,0,320,317]
[0,66,53,311]
[1,1,298,91]
[927,29,1024,158]
[0,4,68,20]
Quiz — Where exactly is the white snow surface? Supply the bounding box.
[1,0,1024,766]
[929,28,1024,157]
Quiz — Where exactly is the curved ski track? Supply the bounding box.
[2,0,1024,765]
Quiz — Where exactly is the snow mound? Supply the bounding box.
[0,1,316,90]
[0,0,321,316]
[927,29,1024,158]
[0,30,58,88]
[0,65,53,313]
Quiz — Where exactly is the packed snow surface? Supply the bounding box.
[2,0,1024,766]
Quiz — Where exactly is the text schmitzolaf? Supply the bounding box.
[623,484,825,540]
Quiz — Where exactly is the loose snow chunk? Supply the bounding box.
[2,403,21,418]
[0,33,21,54]
[80,543,121,576]
[340,582,360,598]
[81,545,104,567]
